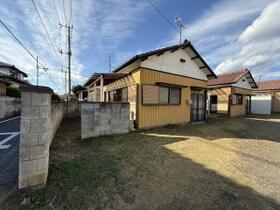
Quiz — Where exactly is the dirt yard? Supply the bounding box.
[1,114,280,210]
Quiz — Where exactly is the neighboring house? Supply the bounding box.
[251,80,280,114]
[85,40,216,129]
[0,61,29,87]
[207,69,258,117]
[0,78,11,96]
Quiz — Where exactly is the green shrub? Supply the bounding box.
[6,85,20,97]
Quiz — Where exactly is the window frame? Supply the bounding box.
[142,84,181,106]
[231,94,243,105]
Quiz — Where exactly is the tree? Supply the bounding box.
[72,85,86,97]
[52,92,61,101]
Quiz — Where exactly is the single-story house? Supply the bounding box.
[251,80,280,114]
[207,69,258,117]
[85,40,217,129]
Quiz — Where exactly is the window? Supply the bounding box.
[232,94,242,105]
[108,87,128,102]
[169,88,180,104]
[142,84,181,105]
[159,87,169,104]
[121,88,128,102]
[142,85,159,104]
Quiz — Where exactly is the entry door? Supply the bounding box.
[210,95,218,113]
[245,96,251,114]
[191,89,206,122]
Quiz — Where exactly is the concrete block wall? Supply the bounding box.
[64,101,80,118]
[0,96,21,120]
[19,86,53,189]
[50,102,64,143]
[81,102,133,139]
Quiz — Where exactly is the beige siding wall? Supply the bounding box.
[230,104,245,117]
[208,87,231,115]
[272,91,280,112]
[137,68,206,128]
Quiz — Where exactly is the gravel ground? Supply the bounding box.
[230,115,280,205]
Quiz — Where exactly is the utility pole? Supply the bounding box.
[175,16,185,44]
[36,56,39,86]
[35,56,48,86]
[59,23,73,117]
[109,55,111,72]
[67,26,72,99]
[258,74,262,86]
[64,70,67,96]
[59,23,73,100]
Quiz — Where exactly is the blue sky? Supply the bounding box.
[0,0,279,93]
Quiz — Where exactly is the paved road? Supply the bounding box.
[0,117,20,201]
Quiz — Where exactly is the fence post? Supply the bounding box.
[19,86,53,190]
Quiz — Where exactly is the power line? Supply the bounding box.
[146,0,218,68]
[0,19,62,90]
[69,0,73,26]
[0,20,37,61]
[62,0,68,25]
[31,0,60,61]
[53,0,61,23]
[146,0,179,33]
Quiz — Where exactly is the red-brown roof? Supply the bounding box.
[207,70,248,86]
[256,80,280,91]
[207,69,257,88]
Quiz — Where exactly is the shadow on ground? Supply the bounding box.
[152,113,280,143]
[1,116,280,210]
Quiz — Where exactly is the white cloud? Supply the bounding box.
[216,1,280,76]
[239,1,280,43]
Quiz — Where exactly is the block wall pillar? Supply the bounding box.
[19,86,53,190]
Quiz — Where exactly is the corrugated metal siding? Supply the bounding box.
[137,68,206,128]
[272,91,280,112]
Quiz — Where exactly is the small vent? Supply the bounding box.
[180,58,186,63]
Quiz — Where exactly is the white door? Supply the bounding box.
[251,94,272,115]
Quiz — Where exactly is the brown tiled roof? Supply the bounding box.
[256,80,280,91]
[207,70,249,86]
